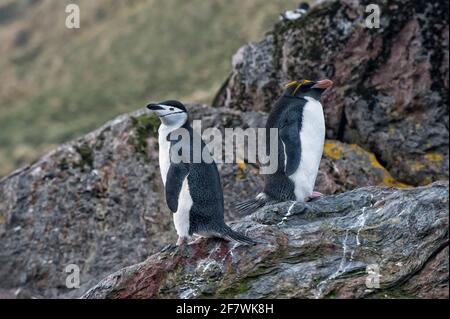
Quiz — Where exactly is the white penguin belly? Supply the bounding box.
[158,126,171,186]
[173,176,192,237]
[289,97,325,201]
[158,125,192,237]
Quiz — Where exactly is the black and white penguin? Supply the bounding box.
[236,79,333,214]
[279,2,310,21]
[146,100,255,245]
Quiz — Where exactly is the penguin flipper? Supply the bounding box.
[279,120,301,176]
[165,163,189,212]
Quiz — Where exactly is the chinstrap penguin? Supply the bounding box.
[235,79,333,214]
[146,100,256,245]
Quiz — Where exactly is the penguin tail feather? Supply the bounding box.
[234,195,273,215]
[221,226,257,245]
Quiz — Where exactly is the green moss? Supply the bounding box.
[75,143,94,169]
[216,279,251,298]
[324,290,338,299]
[369,287,416,299]
[59,157,70,171]
[94,127,111,150]
[130,113,160,158]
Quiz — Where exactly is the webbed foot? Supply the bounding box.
[305,191,324,202]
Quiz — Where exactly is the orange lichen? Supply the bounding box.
[424,152,443,163]
[325,141,411,188]
[382,173,410,188]
[362,146,410,188]
[410,161,426,172]
[323,141,344,160]
[236,157,247,170]
[421,176,433,185]
[367,153,410,188]
[367,153,386,170]
[236,157,246,180]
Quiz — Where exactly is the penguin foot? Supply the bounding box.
[176,236,189,246]
[306,191,324,202]
[188,236,205,245]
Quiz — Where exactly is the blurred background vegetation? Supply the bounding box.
[0,0,300,176]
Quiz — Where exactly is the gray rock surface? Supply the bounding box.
[213,0,449,186]
[82,182,449,299]
[0,108,165,298]
[1,0,448,299]
[0,105,419,298]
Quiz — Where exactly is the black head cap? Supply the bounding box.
[158,100,187,112]
[146,100,187,112]
[283,79,333,99]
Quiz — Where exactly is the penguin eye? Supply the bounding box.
[169,107,175,111]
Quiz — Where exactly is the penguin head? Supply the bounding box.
[284,79,333,100]
[298,3,309,11]
[146,100,188,126]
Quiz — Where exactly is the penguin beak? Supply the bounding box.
[146,103,164,111]
[312,79,333,89]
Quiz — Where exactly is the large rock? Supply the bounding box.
[82,181,449,299]
[0,108,166,298]
[0,105,259,298]
[213,0,449,186]
[0,105,420,298]
[1,0,447,300]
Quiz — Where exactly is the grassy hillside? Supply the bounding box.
[0,0,299,176]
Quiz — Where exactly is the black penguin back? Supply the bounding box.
[172,122,226,235]
[262,87,308,201]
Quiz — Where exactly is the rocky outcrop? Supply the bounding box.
[82,182,449,299]
[1,0,448,299]
[0,108,166,298]
[213,0,449,186]
[0,105,408,298]
[317,140,410,195]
